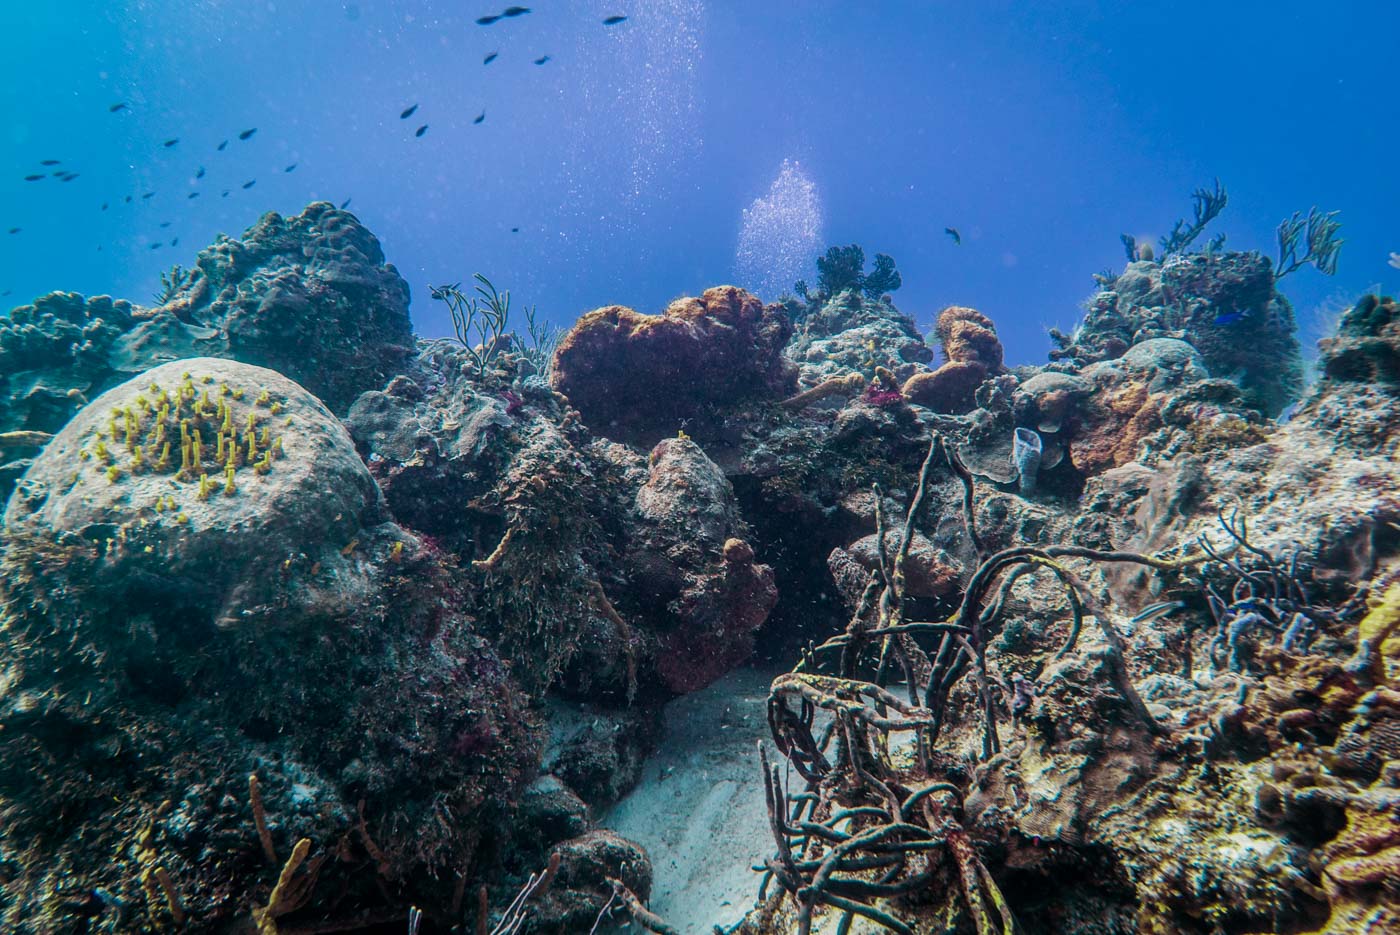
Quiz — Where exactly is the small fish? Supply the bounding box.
[533,55,550,65]
[1277,401,1301,425]
[195,166,205,178]
[1213,310,1246,326]
[163,138,179,147]
[603,15,628,25]
[217,140,228,151]
[415,124,428,137]
[171,237,178,246]
[945,227,961,245]
[23,174,43,181]
[1130,600,1186,625]
[141,191,155,199]
[1389,251,1400,270]
[340,197,352,208]
[242,179,256,189]
[59,173,78,182]
[51,170,66,177]
[400,104,418,119]
[109,102,127,112]
[39,159,60,166]
[503,6,530,15]
[159,221,171,228]
[7,228,20,235]
[284,163,297,172]
[238,128,257,140]
[476,14,501,25]
[1,290,9,297]
[187,192,199,199]
[473,111,485,124]
[150,242,162,249]
[221,190,230,197]
[511,226,519,233]
[483,51,498,65]
[125,195,133,203]
[101,202,108,210]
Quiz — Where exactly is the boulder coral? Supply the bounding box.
[550,286,795,442]
[0,357,537,932]
[902,305,1005,412]
[1054,252,1304,416]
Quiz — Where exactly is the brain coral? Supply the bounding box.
[550,285,795,441]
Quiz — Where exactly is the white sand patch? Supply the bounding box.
[600,666,780,934]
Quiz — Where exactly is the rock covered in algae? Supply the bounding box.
[633,436,778,694]
[154,202,414,413]
[783,287,933,393]
[0,203,414,503]
[0,356,538,933]
[1052,252,1303,416]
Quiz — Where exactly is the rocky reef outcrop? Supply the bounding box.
[0,358,536,932]
[0,202,412,501]
[784,288,933,391]
[1051,252,1304,416]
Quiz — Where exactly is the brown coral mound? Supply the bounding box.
[901,305,1005,413]
[933,304,997,350]
[937,305,1005,371]
[902,359,988,413]
[551,286,794,441]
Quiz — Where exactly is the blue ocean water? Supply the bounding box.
[1,0,1396,365]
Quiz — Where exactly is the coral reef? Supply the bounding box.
[4,203,1398,935]
[1052,252,1303,417]
[158,202,414,413]
[785,289,932,397]
[1318,293,1400,386]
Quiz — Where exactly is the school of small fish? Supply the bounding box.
[4,8,636,291]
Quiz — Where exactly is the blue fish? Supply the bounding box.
[1213,310,1246,326]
